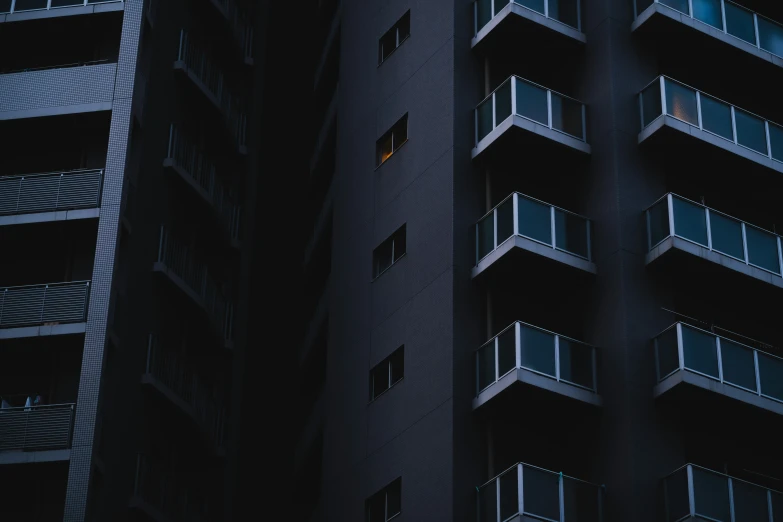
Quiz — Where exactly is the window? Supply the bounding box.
[370,346,404,400]
[376,114,408,166]
[373,224,406,278]
[366,478,402,522]
[379,11,410,64]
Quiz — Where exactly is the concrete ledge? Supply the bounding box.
[0,207,99,227]
[141,374,197,421]
[654,370,783,417]
[473,367,602,410]
[0,101,112,120]
[646,235,783,290]
[0,448,70,465]
[473,234,596,279]
[152,261,206,311]
[0,322,86,339]
[472,2,585,48]
[0,2,124,23]
[473,114,591,160]
[632,3,783,69]
[639,115,783,175]
[162,158,213,207]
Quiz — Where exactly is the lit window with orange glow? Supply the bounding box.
[376,113,408,167]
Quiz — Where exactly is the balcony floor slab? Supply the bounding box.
[0,2,123,24]
[0,207,99,227]
[473,1,585,51]
[0,448,70,465]
[0,322,86,339]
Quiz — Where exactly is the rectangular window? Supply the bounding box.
[370,346,404,400]
[373,224,406,278]
[377,114,408,166]
[366,478,402,522]
[379,11,410,64]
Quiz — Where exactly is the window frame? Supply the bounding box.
[372,224,407,279]
[369,346,405,401]
[376,113,409,167]
[366,477,402,522]
[378,10,411,65]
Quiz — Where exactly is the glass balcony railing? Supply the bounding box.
[646,193,783,277]
[477,192,591,264]
[0,0,121,15]
[476,76,587,146]
[0,168,103,216]
[663,464,783,522]
[475,0,582,35]
[654,322,783,402]
[639,76,783,164]
[633,0,783,60]
[478,462,603,522]
[477,321,598,395]
[0,281,90,329]
[0,403,75,452]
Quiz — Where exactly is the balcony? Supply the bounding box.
[654,322,783,417]
[205,0,254,65]
[0,281,90,339]
[174,30,247,155]
[475,320,601,410]
[0,168,102,226]
[0,403,74,464]
[639,76,783,175]
[475,192,594,280]
[0,0,123,22]
[663,463,783,521]
[164,125,241,247]
[474,76,590,163]
[154,227,234,348]
[473,0,585,53]
[0,60,116,120]
[632,0,783,71]
[477,462,603,522]
[646,193,783,291]
[143,335,226,454]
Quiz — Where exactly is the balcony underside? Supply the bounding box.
[639,115,783,176]
[153,262,206,311]
[472,3,585,53]
[0,322,86,340]
[0,448,70,465]
[473,367,602,412]
[0,207,99,227]
[473,115,590,164]
[162,159,213,207]
[129,497,172,522]
[142,374,197,424]
[474,234,596,280]
[632,4,783,72]
[0,1,123,24]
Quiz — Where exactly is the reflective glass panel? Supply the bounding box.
[555,209,589,258]
[648,197,671,248]
[497,327,517,378]
[758,352,783,401]
[51,0,84,6]
[771,492,783,522]
[549,0,579,29]
[693,0,722,28]
[559,338,594,390]
[720,339,757,391]
[496,80,513,127]
[516,0,544,16]
[477,213,495,260]
[759,17,783,57]
[672,197,707,246]
[665,468,690,521]
[478,482,498,522]
[641,80,663,128]
[659,0,689,14]
[551,93,584,139]
[477,97,494,142]
[0,0,11,14]
[725,2,757,45]
[656,326,681,380]
[710,212,744,260]
[735,109,768,155]
[11,0,48,10]
[520,325,556,377]
[681,325,719,378]
[700,95,733,140]
[515,79,549,126]
[664,79,698,125]
[732,478,769,522]
[495,0,510,16]
[499,468,520,520]
[745,225,780,274]
[477,0,492,30]
[770,123,783,162]
[518,196,552,245]
[693,467,730,521]
[563,479,600,522]
[478,343,496,391]
[523,466,560,521]
[635,0,654,15]
[497,197,514,246]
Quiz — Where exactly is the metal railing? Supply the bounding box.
[475,0,581,35]
[176,30,247,149]
[477,461,603,522]
[654,321,783,403]
[134,453,212,522]
[477,192,591,264]
[0,403,75,451]
[0,281,90,328]
[477,320,598,396]
[639,75,783,163]
[646,193,783,276]
[476,76,587,146]
[0,0,122,15]
[633,0,783,60]
[663,463,783,522]
[146,335,226,447]
[0,168,103,216]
